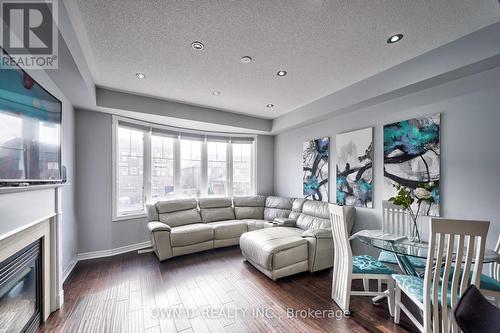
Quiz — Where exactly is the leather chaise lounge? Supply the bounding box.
[239,200,355,280]
[147,195,356,280]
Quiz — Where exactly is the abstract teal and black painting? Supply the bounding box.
[383,114,441,216]
[336,128,373,208]
[303,137,329,202]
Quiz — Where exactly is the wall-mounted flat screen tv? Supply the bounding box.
[0,49,62,184]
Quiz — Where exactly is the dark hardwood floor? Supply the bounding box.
[39,247,416,333]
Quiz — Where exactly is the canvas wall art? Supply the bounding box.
[336,127,373,208]
[303,137,329,202]
[383,113,441,216]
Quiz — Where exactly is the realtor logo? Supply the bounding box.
[1,0,58,68]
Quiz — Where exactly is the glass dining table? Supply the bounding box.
[353,232,500,277]
[352,231,500,304]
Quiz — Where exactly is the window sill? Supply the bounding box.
[112,213,147,222]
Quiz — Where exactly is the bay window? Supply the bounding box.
[116,126,144,216]
[232,142,253,196]
[180,138,202,197]
[207,141,227,196]
[112,117,256,220]
[151,134,175,201]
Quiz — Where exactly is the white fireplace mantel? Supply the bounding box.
[0,184,66,319]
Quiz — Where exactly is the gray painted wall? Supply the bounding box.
[274,66,500,255]
[75,109,274,253]
[256,135,275,195]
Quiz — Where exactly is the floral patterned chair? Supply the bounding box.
[329,204,396,316]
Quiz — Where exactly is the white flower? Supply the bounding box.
[415,187,432,200]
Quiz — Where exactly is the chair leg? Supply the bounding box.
[363,278,369,292]
[378,279,382,292]
[387,279,395,317]
[394,284,401,324]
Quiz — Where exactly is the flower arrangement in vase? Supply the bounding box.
[388,182,436,242]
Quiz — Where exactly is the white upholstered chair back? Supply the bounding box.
[329,204,353,312]
[423,218,489,333]
[382,200,409,235]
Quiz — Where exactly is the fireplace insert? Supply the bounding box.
[0,239,42,333]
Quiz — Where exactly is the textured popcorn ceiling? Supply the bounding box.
[74,0,500,119]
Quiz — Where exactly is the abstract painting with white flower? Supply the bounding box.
[303,137,329,202]
[336,127,373,208]
[383,114,441,216]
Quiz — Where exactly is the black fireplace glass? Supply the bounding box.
[0,240,41,333]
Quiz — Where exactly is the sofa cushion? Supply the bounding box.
[200,207,235,222]
[156,198,197,213]
[243,219,268,231]
[159,208,202,227]
[198,197,232,209]
[265,196,293,210]
[240,227,307,270]
[264,196,293,220]
[289,198,306,220]
[296,200,330,230]
[170,224,214,247]
[233,195,266,207]
[233,196,266,219]
[198,197,236,222]
[208,220,248,240]
[235,207,264,220]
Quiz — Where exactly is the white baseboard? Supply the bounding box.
[77,240,152,261]
[62,241,152,283]
[62,256,78,283]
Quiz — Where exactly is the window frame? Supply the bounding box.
[112,116,257,221]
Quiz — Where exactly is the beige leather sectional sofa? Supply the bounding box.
[147,195,355,280]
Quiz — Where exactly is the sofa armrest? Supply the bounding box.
[273,217,296,227]
[148,221,171,232]
[147,221,173,261]
[301,228,332,239]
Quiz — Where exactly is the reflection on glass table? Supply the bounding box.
[352,230,499,277]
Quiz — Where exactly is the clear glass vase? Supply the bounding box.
[408,215,421,243]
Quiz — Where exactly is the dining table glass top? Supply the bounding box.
[353,233,499,264]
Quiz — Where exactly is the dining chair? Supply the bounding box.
[382,200,410,235]
[393,218,490,333]
[480,234,500,303]
[329,203,396,316]
[378,201,426,285]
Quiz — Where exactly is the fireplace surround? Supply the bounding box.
[0,240,42,333]
[0,185,64,330]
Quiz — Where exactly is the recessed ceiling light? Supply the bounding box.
[191,41,204,50]
[241,56,252,63]
[212,91,221,95]
[387,34,403,44]
[277,70,287,77]
[266,104,274,108]
[135,73,146,79]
